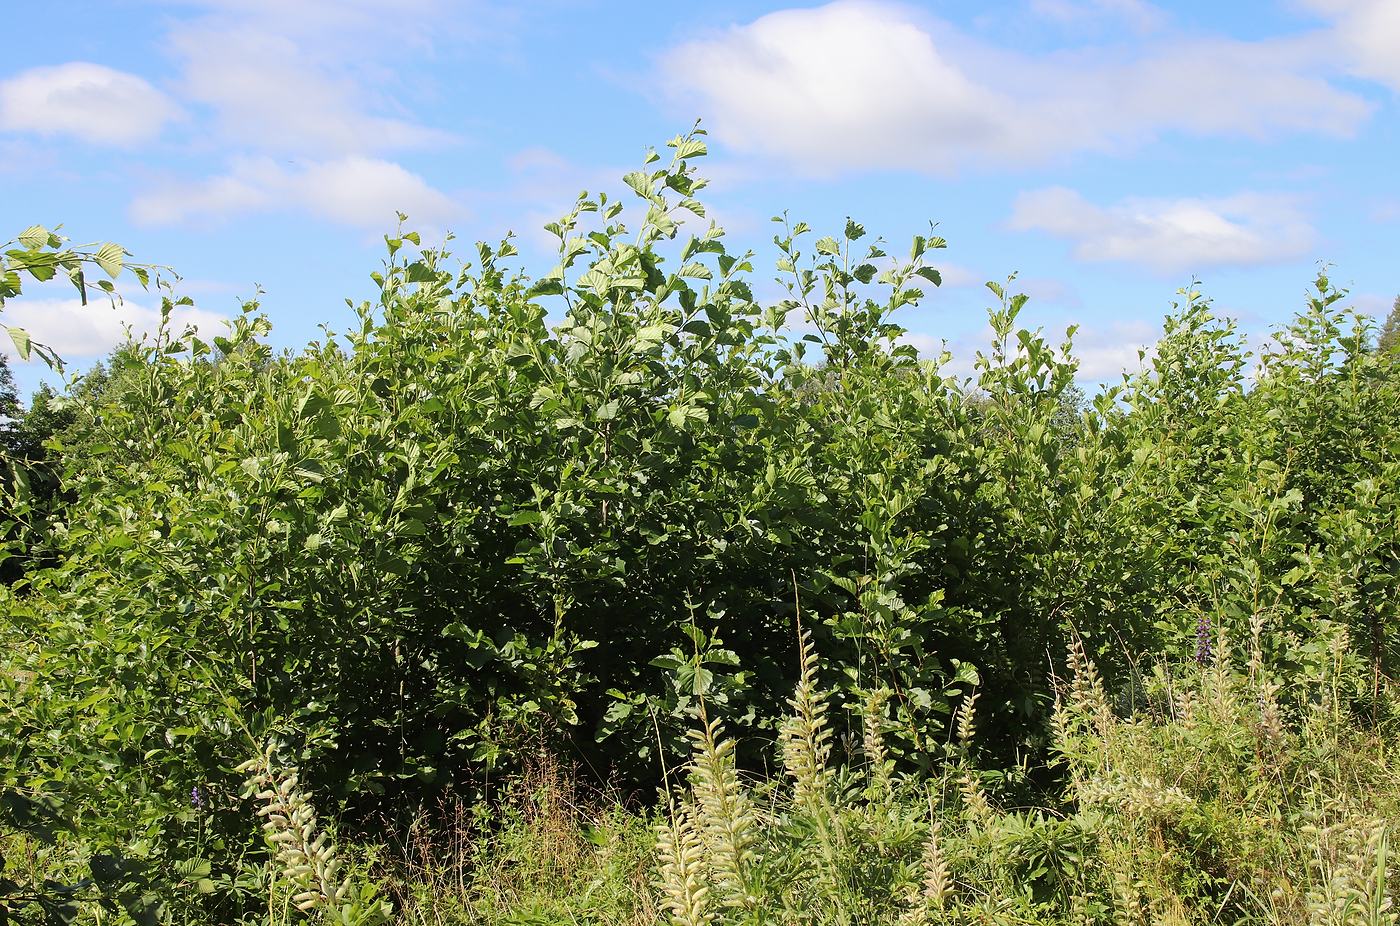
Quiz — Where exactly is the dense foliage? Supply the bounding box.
[2,129,1399,923]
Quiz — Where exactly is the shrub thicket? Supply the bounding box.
[3,128,1399,923]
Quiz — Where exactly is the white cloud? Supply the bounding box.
[170,25,452,156]
[148,0,497,159]
[130,161,276,225]
[1008,187,1317,273]
[0,63,179,146]
[901,331,947,359]
[1,296,228,363]
[1303,0,1400,91]
[296,157,457,227]
[131,156,460,229]
[665,4,1022,176]
[662,1,1371,175]
[1029,0,1165,33]
[1070,319,1157,379]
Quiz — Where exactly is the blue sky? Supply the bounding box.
[2,0,1397,395]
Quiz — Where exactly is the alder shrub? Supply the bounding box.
[2,126,1399,921]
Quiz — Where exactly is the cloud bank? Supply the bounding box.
[663,0,1372,176]
[1008,188,1317,274]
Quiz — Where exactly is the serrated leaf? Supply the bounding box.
[17,225,48,249]
[622,170,654,200]
[6,325,31,360]
[93,242,125,278]
[673,138,707,160]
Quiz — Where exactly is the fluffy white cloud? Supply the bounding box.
[1304,0,1400,91]
[665,4,1022,176]
[1008,187,1317,273]
[130,156,460,229]
[1,296,228,362]
[663,1,1371,175]
[0,63,179,146]
[295,157,457,227]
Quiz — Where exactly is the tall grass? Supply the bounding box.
[387,622,1400,926]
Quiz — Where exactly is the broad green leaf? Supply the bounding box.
[6,325,31,360]
[16,224,48,249]
[673,138,707,160]
[93,242,126,278]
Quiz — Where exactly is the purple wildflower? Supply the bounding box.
[191,786,203,809]
[1195,614,1213,666]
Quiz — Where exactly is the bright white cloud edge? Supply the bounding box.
[0,63,180,146]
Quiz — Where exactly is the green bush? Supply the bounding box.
[3,126,1400,922]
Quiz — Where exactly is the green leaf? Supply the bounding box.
[16,225,48,249]
[6,325,31,360]
[24,255,57,283]
[622,170,654,200]
[673,138,707,160]
[93,242,126,278]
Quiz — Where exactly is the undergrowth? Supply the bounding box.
[373,623,1400,926]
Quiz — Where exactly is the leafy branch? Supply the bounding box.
[1,224,157,370]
